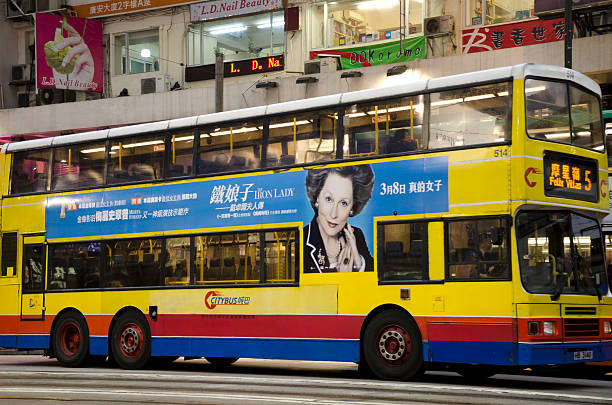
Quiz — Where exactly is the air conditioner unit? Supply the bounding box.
[6,0,35,17]
[41,88,65,105]
[304,58,338,75]
[11,64,31,81]
[424,15,454,37]
[17,91,34,108]
[141,74,169,95]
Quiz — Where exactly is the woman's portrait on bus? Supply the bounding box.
[304,165,374,273]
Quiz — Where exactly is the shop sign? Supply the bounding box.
[190,0,283,22]
[35,13,104,93]
[71,0,192,18]
[309,37,426,69]
[462,18,564,54]
[185,55,284,81]
[535,0,612,16]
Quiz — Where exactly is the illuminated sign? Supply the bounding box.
[185,55,284,82]
[543,151,598,202]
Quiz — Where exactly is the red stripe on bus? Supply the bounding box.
[427,322,515,342]
[148,314,365,339]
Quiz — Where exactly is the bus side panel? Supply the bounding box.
[426,321,516,365]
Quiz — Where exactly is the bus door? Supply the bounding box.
[20,236,46,320]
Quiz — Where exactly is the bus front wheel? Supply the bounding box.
[110,311,151,369]
[52,311,90,367]
[362,309,423,381]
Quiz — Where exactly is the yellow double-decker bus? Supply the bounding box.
[0,64,610,380]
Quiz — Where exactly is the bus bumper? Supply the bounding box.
[518,341,612,365]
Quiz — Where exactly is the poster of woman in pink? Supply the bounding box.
[35,13,103,93]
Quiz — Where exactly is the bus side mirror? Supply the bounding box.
[490,226,504,246]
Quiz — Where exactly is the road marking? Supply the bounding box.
[0,371,610,403]
[0,387,380,405]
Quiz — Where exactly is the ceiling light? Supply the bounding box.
[270,120,310,128]
[464,94,495,102]
[525,86,546,93]
[140,48,151,58]
[257,20,285,29]
[358,0,397,10]
[209,25,247,35]
[431,98,463,107]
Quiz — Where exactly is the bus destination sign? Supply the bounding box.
[543,151,598,203]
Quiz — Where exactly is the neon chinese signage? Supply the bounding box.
[543,152,598,202]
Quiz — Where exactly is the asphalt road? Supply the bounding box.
[0,355,611,404]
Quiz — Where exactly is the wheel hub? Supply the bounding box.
[120,326,141,355]
[379,330,406,361]
[61,323,81,355]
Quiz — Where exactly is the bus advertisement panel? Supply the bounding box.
[46,157,449,251]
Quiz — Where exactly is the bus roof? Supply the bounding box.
[3,64,601,154]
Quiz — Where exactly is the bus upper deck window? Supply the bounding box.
[11,150,50,194]
[429,82,510,149]
[526,79,604,151]
[344,95,425,158]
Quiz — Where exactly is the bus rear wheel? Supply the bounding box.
[110,311,151,369]
[53,311,90,367]
[362,309,423,381]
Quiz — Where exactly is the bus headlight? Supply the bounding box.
[543,321,556,335]
[528,321,540,335]
[604,320,612,334]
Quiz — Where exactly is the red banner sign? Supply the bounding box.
[462,18,565,54]
[35,13,104,93]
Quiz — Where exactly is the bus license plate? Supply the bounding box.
[573,351,593,361]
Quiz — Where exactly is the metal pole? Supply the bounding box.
[564,0,572,69]
[215,52,224,112]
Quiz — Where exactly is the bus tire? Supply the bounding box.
[110,311,151,370]
[52,311,90,368]
[205,357,239,367]
[362,309,423,381]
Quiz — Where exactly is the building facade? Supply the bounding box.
[1,0,611,139]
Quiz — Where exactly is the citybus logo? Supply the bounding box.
[205,290,251,310]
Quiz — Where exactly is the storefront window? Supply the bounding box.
[113,29,160,75]
[311,0,423,50]
[466,0,534,26]
[188,11,284,66]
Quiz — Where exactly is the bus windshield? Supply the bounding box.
[526,79,603,152]
[516,211,607,297]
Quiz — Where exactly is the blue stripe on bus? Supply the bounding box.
[15,335,49,349]
[151,337,361,362]
[517,341,612,365]
[90,336,108,355]
[0,335,17,348]
[427,341,516,365]
[428,340,612,365]
[5,334,611,366]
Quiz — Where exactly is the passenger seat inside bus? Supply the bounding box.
[141,253,158,285]
[228,156,247,171]
[167,164,185,177]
